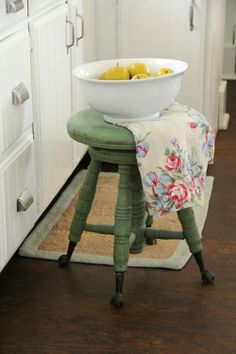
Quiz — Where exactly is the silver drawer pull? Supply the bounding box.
[66,16,75,54]
[76,11,84,45]
[12,83,30,105]
[17,189,33,212]
[6,0,24,13]
[189,0,194,32]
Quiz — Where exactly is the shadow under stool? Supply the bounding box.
[58,109,214,308]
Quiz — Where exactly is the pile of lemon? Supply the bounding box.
[99,62,174,80]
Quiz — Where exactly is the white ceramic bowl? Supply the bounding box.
[72,58,188,123]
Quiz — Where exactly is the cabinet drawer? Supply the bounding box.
[0,136,37,267]
[0,0,27,34]
[0,28,33,155]
[28,0,63,15]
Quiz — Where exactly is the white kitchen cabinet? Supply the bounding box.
[95,0,226,131]
[0,134,36,272]
[30,4,74,214]
[30,2,96,214]
[118,0,207,114]
[0,28,33,155]
[68,0,96,114]
[68,0,94,166]
[0,0,95,272]
[0,25,37,272]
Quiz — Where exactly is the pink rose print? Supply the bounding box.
[165,154,182,171]
[143,171,159,197]
[143,171,158,186]
[167,180,189,208]
[134,132,151,158]
[136,140,149,158]
[188,122,197,129]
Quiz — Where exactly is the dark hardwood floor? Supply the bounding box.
[0,84,236,354]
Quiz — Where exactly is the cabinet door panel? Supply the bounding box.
[69,0,86,114]
[30,5,73,213]
[117,0,206,111]
[94,0,118,60]
[69,0,92,166]
[169,0,206,111]
[0,28,33,155]
[119,0,170,58]
[1,138,36,264]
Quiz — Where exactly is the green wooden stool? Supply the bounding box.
[58,109,214,308]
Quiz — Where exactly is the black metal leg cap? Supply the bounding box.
[111,293,124,308]
[202,269,215,284]
[58,255,69,267]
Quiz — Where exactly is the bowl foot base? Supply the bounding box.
[103,112,160,124]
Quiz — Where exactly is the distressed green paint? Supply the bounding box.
[69,158,101,242]
[177,207,203,253]
[67,109,136,150]
[129,166,146,253]
[113,165,132,272]
[67,109,203,272]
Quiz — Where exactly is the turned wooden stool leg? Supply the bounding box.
[111,165,132,308]
[58,157,101,266]
[129,166,146,254]
[177,207,215,283]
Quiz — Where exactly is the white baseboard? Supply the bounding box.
[220,113,230,130]
[218,80,230,130]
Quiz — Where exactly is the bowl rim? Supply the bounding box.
[72,58,188,84]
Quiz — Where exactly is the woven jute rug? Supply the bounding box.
[19,171,214,269]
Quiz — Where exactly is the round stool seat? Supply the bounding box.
[67,109,136,150]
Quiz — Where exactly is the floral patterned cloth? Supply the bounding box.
[118,102,215,216]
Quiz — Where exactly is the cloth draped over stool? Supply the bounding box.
[118,103,215,217]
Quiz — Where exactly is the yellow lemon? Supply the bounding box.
[153,67,174,77]
[101,64,130,80]
[127,62,150,78]
[131,73,150,80]
[99,72,107,80]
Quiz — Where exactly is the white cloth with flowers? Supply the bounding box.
[118,102,215,217]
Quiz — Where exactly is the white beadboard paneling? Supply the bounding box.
[0,28,33,156]
[30,4,74,213]
[27,0,64,16]
[203,0,226,131]
[95,0,118,59]
[116,0,206,111]
[169,0,206,112]
[69,0,96,166]
[118,0,152,58]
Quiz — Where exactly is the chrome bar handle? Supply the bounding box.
[76,11,84,46]
[65,16,75,54]
[6,0,24,13]
[233,25,236,45]
[189,0,194,32]
[12,83,30,105]
[17,189,33,212]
